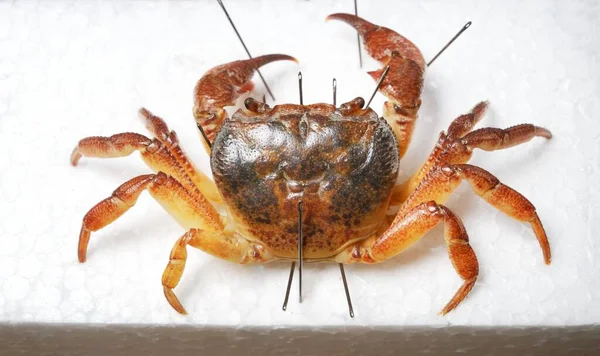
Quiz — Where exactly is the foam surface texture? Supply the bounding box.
[0,0,599,354]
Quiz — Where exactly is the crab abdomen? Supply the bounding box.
[211,103,399,260]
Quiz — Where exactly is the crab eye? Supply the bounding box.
[244,97,270,114]
[339,97,365,115]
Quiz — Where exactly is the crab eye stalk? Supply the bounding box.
[244,97,270,114]
[339,97,365,115]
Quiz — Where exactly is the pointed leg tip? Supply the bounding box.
[543,247,552,265]
[164,287,188,315]
[77,247,87,263]
[440,302,457,316]
[77,244,88,263]
[439,300,456,316]
[138,107,151,118]
[78,228,91,263]
[538,127,553,139]
[70,149,82,167]
[473,101,490,116]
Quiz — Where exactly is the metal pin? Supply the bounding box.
[427,21,472,67]
[283,201,304,310]
[298,72,304,105]
[196,123,212,149]
[333,76,353,317]
[332,78,337,107]
[339,264,355,318]
[262,94,267,104]
[282,261,296,311]
[354,0,363,68]
[364,65,390,109]
[297,201,304,303]
[217,0,277,101]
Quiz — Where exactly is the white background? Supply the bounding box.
[0,0,599,332]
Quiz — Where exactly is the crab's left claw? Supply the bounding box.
[327,13,425,158]
[193,54,297,146]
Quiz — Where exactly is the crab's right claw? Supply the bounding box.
[326,13,425,70]
[327,13,425,158]
[193,54,297,146]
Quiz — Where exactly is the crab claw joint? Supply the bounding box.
[193,54,297,143]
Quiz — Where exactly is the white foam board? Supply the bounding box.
[0,0,599,354]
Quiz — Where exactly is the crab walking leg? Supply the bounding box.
[392,104,552,204]
[77,172,222,263]
[445,101,490,140]
[70,127,221,203]
[336,202,478,315]
[138,108,222,203]
[193,54,297,146]
[411,101,489,186]
[70,133,191,192]
[391,102,488,204]
[400,164,551,264]
[162,231,193,314]
[327,13,425,158]
[162,229,274,314]
[70,133,151,164]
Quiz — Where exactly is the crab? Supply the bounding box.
[71,13,552,315]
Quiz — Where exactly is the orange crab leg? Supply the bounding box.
[337,158,551,313]
[335,201,478,315]
[193,54,297,146]
[71,109,222,203]
[399,164,551,265]
[77,167,277,314]
[327,13,425,158]
[77,172,222,262]
[336,156,550,315]
[138,108,223,203]
[162,231,193,314]
[70,132,152,165]
[392,102,552,204]
[162,228,275,314]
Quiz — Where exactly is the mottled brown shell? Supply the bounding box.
[211,103,399,259]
